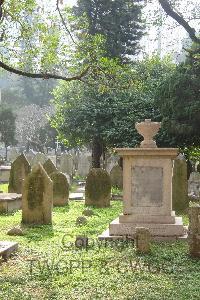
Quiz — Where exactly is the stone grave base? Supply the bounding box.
[0,241,18,260]
[0,193,22,213]
[99,216,188,242]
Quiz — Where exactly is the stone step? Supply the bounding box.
[0,241,18,261]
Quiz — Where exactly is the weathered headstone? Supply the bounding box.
[172,155,188,211]
[110,165,123,189]
[43,159,57,175]
[8,154,31,194]
[31,152,47,167]
[105,154,120,173]
[85,168,111,207]
[188,206,200,257]
[187,160,193,180]
[60,154,73,176]
[50,172,69,206]
[135,227,151,254]
[8,148,19,162]
[188,172,200,199]
[22,163,53,224]
[47,155,56,166]
[77,154,91,177]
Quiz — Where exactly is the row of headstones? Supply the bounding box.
[8,150,91,177]
[8,148,122,177]
[8,154,69,209]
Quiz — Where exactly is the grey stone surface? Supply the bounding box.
[135,227,151,254]
[22,163,53,225]
[188,172,200,199]
[0,193,22,213]
[43,159,57,175]
[76,216,87,226]
[8,154,31,194]
[188,206,200,257]
[31,153,47,167]
[7,227,24,236]
[172,156,188,211]
[132,166,163,207]
[60,154,73,175]
[0,166,11,183]
[0,241,18,260]
[50,172,69,206]
[110,165,123,188]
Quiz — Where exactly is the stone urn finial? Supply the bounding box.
[135,119,161,148]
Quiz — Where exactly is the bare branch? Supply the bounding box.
[56,0,77,45]
[0,60,89,81]
[158,0,200,44]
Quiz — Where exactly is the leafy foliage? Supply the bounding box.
[156,58,200,147]
[72,0,145,61]
[0,107,16,150]
[52,56,174,152]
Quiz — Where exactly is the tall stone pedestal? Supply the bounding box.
[99,120,186,241]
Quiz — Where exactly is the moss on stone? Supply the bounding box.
[27,168,44,210]
[50,172,69,196]
[85,168,111,207]
[8,154,31,194]
[43,159,57,175]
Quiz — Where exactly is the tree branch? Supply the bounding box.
[0,60,89,81]
[0,0,4,21]
[158,0,200,44]
[56,0,77,45]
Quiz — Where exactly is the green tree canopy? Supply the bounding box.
[52,56,174,167]
[0,107,16,159]
[72,0,145,61]
[156,58,200,148]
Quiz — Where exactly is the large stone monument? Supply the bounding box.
[100,119,185,240]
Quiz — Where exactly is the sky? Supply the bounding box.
[58,0,199,60]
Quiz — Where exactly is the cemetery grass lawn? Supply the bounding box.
[0,202,199,300]
[0,183,8,193]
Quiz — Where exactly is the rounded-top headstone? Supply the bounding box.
[50,172,69,206]
[85,168,111,207]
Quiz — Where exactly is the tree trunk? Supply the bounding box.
[91,137,103,168]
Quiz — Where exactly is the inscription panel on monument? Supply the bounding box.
[131,166,163,207]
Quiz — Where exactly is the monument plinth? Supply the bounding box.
[100,119,186,241]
